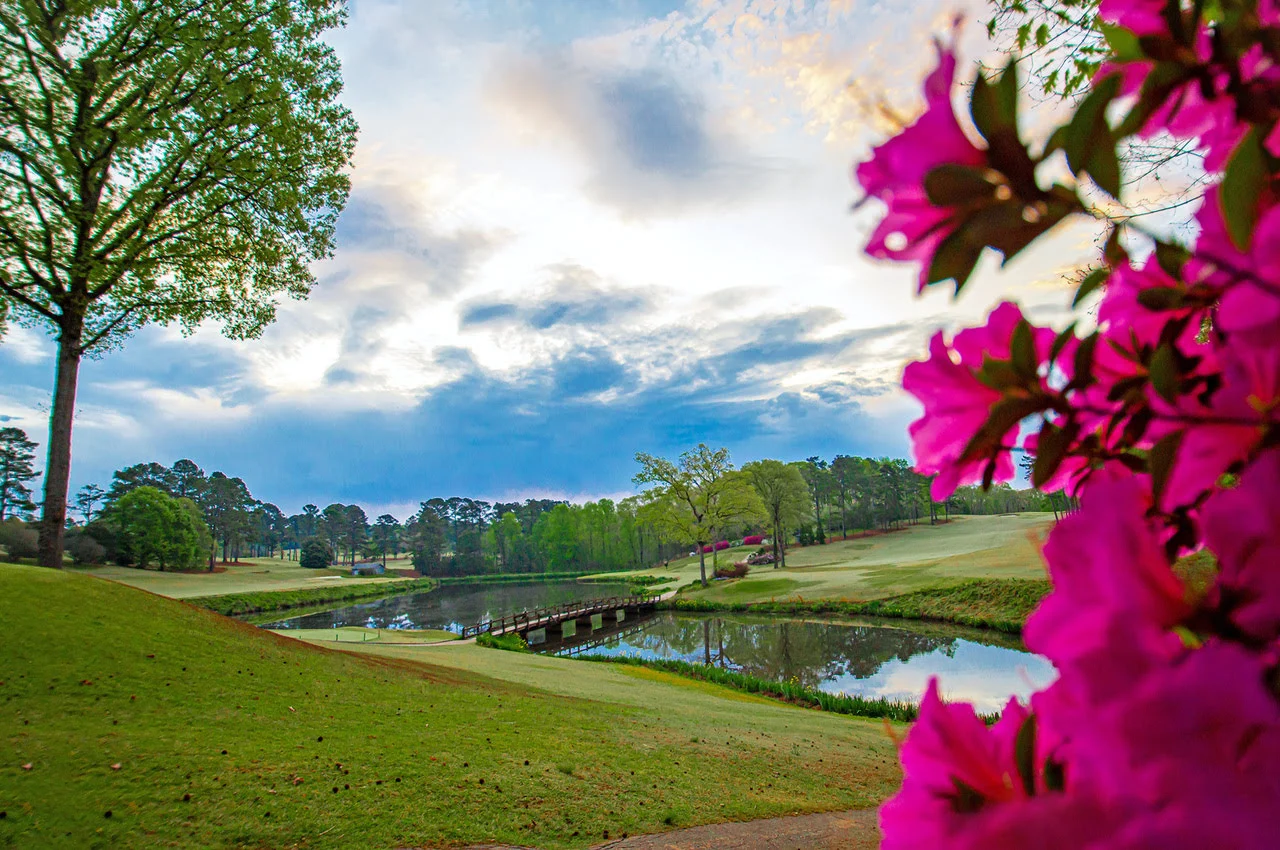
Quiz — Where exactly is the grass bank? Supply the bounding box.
[1,562,900,848]
[668,578,1051,634]
[578,656,920,722]
[187,577,436,616]
[66,556,411,599]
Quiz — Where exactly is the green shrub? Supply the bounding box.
[65,532,106,565]
[476,631,529,652]
[0,520,38,561]
[299,537,333,570]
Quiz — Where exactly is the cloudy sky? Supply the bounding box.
[0,0,1103,517]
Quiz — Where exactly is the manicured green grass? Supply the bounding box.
[188,577,436,616]
[674,515,1053,607]
[1,563,900,848]
[65,556,411,599]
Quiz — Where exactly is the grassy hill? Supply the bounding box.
[64,555,413,599]
[0,563,900,848]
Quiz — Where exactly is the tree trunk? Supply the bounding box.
[698,547,707,587]
[37,322,85,568]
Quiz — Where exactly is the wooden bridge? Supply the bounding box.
[461,593,661,639]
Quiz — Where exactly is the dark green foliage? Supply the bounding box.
[0,427,38,521]
[102,487,208,571]
[190,577,437,617]
[0,519,38,560]
[299,537,333,570]
[475,632,530,652]
[64,532,106,566]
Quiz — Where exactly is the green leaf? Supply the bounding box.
[1137,286,1185,311]
[1049,321,1078,364]
[1103,225,1128,267]
[1149,430,1184,502]
[924,164,999,206]
[1149,343,1179,403]
[1100,22,1144,61]
[996,58,1020,133]
[976,357,1025,392]
[1063,73,1123,196]
[970,65,1019,145]
[1063,74,1120,174]
[1153,240,1190,279]
[1070,333,1098,389]
[1073,267,1109,308]
[1033,423,1073,490]
[926,229,985,293]
[1013,713,1038,796]
[1011,319,1038,382]
[1220,128,1267,251]
[960,396,1047,465]
[1085,139,1123,199]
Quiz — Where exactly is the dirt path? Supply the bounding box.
[462,809,879,850]
[592,809,879,849]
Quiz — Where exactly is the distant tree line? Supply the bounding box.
[0,442,1061,574]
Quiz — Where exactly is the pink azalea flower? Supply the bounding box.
[1073,641,1280,848]
[1191,193,1280,350]
[1201,450,1280,641]
[1096,6,1261,170]
[1025,473,1190,661]
[1152,343,1278,511]
[1098,257,1209,351]
[1099,0,1168,36]
[880,680,1031,849]
[904,303,1054,499]
[855,40,987,292]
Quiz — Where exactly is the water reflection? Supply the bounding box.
[260,580,631,633]
[539,612,1055,712]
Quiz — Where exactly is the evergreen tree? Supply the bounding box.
[0,427,38,522]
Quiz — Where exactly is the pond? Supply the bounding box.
[260,579,632,633]
[535,611,1055,712]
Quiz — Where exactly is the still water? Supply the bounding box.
[261,580,632,632]
[537,611,1055,712]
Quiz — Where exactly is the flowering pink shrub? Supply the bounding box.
[856,3,1280,843]
[700,544,714,554]
[742,534,764,545]
[713,540,731,551]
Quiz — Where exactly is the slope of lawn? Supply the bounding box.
[687,514,1053,604]
[592,514,1053,606]
[64,555,414,599]
[0,563,900,849]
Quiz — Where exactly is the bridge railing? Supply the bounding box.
[461,593,660,639]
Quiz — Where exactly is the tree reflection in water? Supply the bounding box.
[542,612,1052,708]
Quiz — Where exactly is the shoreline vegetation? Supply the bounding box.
[578,655,924,722]
[665,578,1051,634]
[190,576,437,616]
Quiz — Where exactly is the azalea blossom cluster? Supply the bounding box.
[856,1,1280,846]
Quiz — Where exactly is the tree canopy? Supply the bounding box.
[0,0,358,567]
